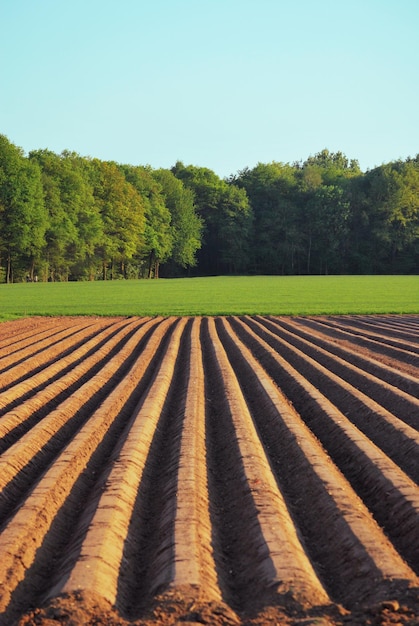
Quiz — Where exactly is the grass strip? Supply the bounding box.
[0,275,418,319]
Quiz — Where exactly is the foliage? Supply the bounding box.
[89,160,146,279]
[0,136,48,282]
[172,162,253,274]
[29,149,103,281]
[119,165,172,278]
[152,168,202,272]
[233,162,301,274]
[0,138,418,281]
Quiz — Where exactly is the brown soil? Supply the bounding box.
[0,315,418,626]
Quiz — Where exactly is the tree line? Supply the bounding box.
[0,134,418,282]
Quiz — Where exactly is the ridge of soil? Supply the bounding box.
[0,315,418,626]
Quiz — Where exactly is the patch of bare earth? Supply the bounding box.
[0,315,418,626]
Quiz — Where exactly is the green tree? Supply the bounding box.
[303,185,350,274]
[119,165,172,278]
[362,161,419,273]
[172,162,253,274]
[297,150,358,273]
[233,162,301,274]
[89,160,146,279]
[302,149,360,185]
[152,168,202,273]
[30,150,103,280]
[0,136,48,282]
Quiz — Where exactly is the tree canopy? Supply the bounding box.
[0,135,418,281]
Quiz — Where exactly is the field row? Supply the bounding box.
[0,314,418,625]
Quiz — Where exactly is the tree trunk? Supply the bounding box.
[30,257,35,282]
[6,251,12,284]
[148,250,155,279]
[306,234,312,274]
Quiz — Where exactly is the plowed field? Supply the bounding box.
[0,315,419,626]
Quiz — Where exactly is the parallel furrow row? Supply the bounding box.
[248,316,419,431]
[0,317,166,526]
[0,317,178,622]
[269,316,419,396]
[0,317,88,352]
[215,317,419,607]
[326,315,419,342]
[0,318,108,376]
[202,317,329,612]
[297,315,419,363]
[0,315,418,625]
[0,318,140,420]
[229,317,419,572]
[0,319,124,395]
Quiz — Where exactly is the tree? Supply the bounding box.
[233,162,301,274]
[172,162,253,274]
[302,185,350,274]
[30,150,103,281]
[152,169,202,273]
[89,160,146,279]
[119,165,172,278]
[363,161,419,273]
[0,136,48,282]
[302,149,361,185]
[297,150,357,274]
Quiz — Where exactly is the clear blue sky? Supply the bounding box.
[1,0,418,178]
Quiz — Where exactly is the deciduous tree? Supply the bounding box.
[0,136,48,282]
[152,169,202,273]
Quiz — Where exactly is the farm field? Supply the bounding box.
[1,275,419,319]
[0,314,419,625]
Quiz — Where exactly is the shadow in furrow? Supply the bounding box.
[297,317,419,363]
[0,323,110,383]
[267,316,419,398]
[0,321,178,624]
[0,322,98,368]
[0,321,168,531]
[200,318,278,614]
[115,319,193,619]
[0,320,74,352]
[0,321,143,450]
[250,318,419,482]
[219,317,415,608]
[247,316,419,432]
[327,316,419,345]
[230,318,419,576]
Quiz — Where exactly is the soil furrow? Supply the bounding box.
[306,316,419,359]
[167,317,221,601]
[0,317,96,352]
[246,316,419,432]
[268,316,419,397]
[126,317,222,610]
[0,320,107,377]
[217,316,419,608]
[327,315,419,342]
[0,317,179,623]
[255,318,419,429]
[61,317,188,611]
[229,317,419,574]
[1,315,419,626]
[0,318,164,527]
[0,323,124,400]
[0,318,141,437]
[202,316,329,613]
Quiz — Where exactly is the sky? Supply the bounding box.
[1,0,418,178]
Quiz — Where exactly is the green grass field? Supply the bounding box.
[0,275,418,320]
